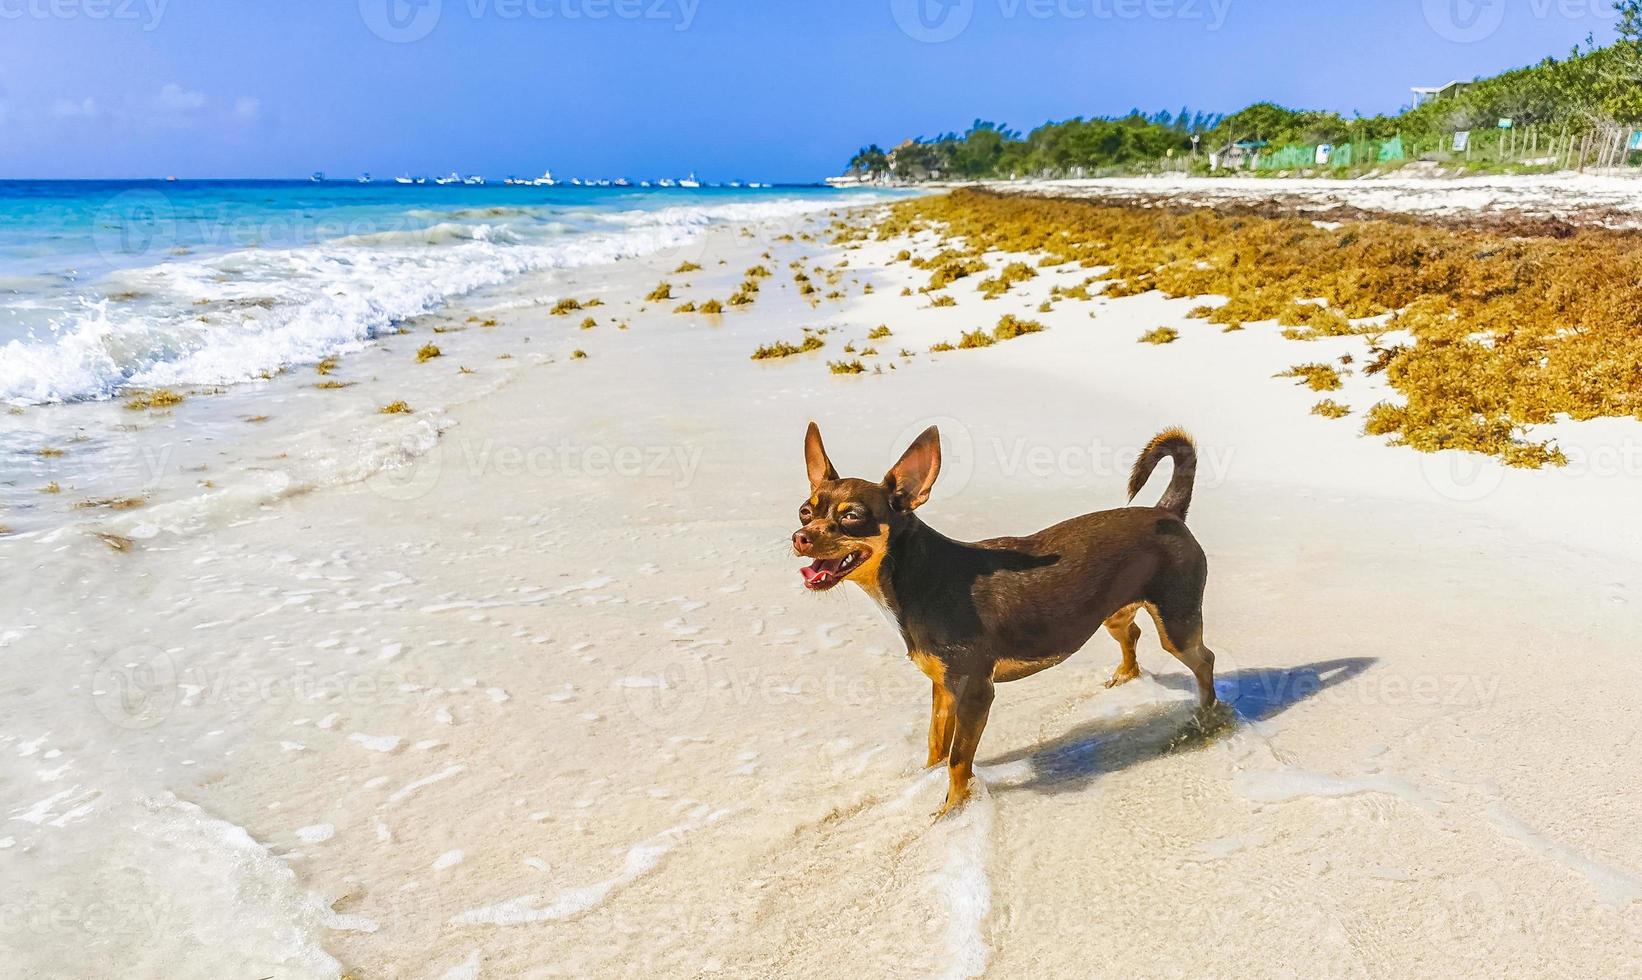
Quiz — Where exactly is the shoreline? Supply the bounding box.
[4,188,1641,976]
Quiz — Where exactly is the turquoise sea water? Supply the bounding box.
[0,180,891,405]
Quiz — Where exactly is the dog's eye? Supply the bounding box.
[841,508,867,525]
[799,505,813,523]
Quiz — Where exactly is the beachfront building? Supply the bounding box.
[1411,80,1473,106]
[1210,139,1267,170]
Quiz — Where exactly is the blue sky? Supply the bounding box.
[0,0,1616,180]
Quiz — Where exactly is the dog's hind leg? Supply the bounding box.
[1104,603,1143,688]
[1144,603,1218,710]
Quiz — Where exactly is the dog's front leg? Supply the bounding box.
[926,681,956,769]
[935,673,994,819]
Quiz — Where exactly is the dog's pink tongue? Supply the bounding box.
[801,559,836,585]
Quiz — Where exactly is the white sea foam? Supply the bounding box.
[1488,803,1642,908]
[349,732,404,753]
[5,794,345,979]
[1235,768,1437,811]
[0,195,868,405]
[931,783,995,980]
[451,805,730,926]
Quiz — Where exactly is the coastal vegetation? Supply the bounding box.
[752,334,826,360]
[850,19,1642,179]
[874,187,1642,465]
[125,389,186,411]
[993,314,1045,340]
[1278,363,1345,392]
[72,496,146,511]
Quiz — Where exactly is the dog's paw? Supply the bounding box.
[931,788,973,822]
[1104,665,1142,689]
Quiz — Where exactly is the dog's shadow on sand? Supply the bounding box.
[985,658,1377,797]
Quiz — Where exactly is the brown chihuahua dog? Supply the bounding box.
[793,422,1219,817]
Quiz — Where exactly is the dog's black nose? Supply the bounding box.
[792,530,812,554]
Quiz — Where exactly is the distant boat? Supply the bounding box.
[728,180,742,188]
[678,173,700,189]
[358,173,372,183]
[657,178,676,188]
[311,171,325,182]
[569,177,583,187]
[595,178,611,187]
[415,176,427,184]
[533,170,557,186]
[613,177,630,187]
[464,175,485,185]
[748,181,771,188]
[639,180,651,188]
[435,172,461,185]
[165,175,178,182]
[395,175,415,184]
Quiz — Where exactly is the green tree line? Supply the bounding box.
[848,9,1642,180]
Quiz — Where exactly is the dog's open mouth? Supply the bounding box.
[800,550,868,591]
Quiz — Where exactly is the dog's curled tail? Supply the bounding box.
[1127,427,1197,519]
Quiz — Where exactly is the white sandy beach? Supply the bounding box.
[4,190,1642,978]
[994,170,1642,225]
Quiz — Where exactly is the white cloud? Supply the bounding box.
[231,96,260,124]
[154,83,205,113]
[51,97,98,119]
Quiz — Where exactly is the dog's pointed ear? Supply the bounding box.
[805,422,839,491]
[884,426,941,512]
